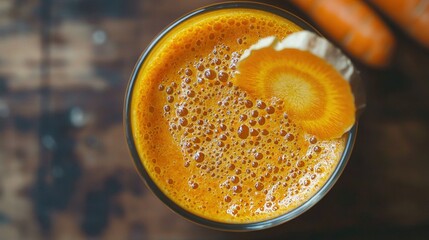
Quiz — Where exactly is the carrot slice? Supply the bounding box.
[234,39,355,139]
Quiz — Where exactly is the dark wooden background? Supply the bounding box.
[0,0,428,239]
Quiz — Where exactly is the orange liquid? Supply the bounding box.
[131,8,346,223]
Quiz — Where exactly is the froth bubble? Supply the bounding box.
[257,116,265,125]
[266,106,275,114]
[230,176,239,184]
[179,118,188,126]
[177,106,189,116]
[255,182,264,191]
[286,133,295,141]
[164,105,170,112]
[232,185,242,193]
[283,113,288,119]
[194,151,205,162]
[256,100,266,109]
[219,134,227,141]
[250,128,259,137]
[237,124,249,139]
[190,182,199,189]
[244,100,253,108]
[185,68,193,76]
[218,71,229,82]
[251,110,258,117]
[204,69,217,80]
[187,90,196,97]
[228,164,235,170]
[254,152,263,160]
[314,146,322,153]
[240,114,247,121]
[167,96,174,103]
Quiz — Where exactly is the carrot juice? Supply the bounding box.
[126,3,354,229]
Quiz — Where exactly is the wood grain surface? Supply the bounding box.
[0,0,428,239]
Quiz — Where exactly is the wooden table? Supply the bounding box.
[0,0,428,239]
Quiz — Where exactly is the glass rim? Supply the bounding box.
[124,1,358,231]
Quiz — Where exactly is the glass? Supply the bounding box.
[124,1,358,231]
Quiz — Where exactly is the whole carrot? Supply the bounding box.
[291,0,396,68]
[370,0,429,49]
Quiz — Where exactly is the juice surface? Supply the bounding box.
[131,8,346,223]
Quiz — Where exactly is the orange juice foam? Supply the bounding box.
[131,8,346,223]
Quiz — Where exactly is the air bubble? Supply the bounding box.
[240,114,247,121]
[218,71,229,82]
[256,100,266,109]
[257,116,265,125]
[302,179,310,186]
[177,106,189,116]
[255,182,264,191]
[237,124,249,139]
[254,152,263,160]
[250,128,259,137]
[167,96,174,103]
[266,106,275,114]
[251,110,258,117]
[228,164,235,170]
[179,118,188,126]
[314,146,322,153]
[230,176,239,184]
[185,68,193,76]
[245,100,253,108]
[204,69,217,80]
[286,133,294,141]
[219,134,227,141]
[187,90,196,97]
[164,105,170,112]
[232,185,242,193]
[190,182,199,189]
[194,151,205,162]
